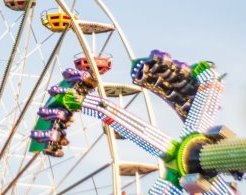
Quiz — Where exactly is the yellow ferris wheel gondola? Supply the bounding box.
[4,0,36,11]
[41,8,79,32]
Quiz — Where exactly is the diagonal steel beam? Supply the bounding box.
[2,153,39,195]
[57,162,112,195]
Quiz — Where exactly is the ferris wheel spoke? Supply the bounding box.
[13,32,55,68]
[56,162,112,195]
[0,90,46,127]
[50,132,104,193]
[2,153,39,195]
[0,10,23,41]
[22,155,52,195]
[0,17,25,61]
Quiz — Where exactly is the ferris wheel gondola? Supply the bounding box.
[4,0,36,11]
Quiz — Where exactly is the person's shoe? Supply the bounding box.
[59,137,69,146]
[54,149,64,157]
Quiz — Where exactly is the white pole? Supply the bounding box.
[92,32,96,56]
[119,89,123,107]
[136,171,140,195]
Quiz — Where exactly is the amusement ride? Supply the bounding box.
[0,0,245,194]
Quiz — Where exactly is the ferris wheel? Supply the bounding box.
[0,0,164,194]
[0,1,246,195]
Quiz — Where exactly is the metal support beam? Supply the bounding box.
[52,133,104,190]
[136,171,140,195]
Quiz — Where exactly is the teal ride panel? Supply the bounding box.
[29,80,73,152]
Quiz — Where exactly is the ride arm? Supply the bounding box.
[180,62,223,138]
[82,95,177,160]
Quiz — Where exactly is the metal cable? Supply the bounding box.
[53,133,104,190]
[57,162,112,195]
[91,176,99,195]
[98,31,114,57]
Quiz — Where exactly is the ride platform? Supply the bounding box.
[119,161,158,176]
[78,20,115,34]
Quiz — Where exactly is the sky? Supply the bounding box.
[0,0,246,194]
